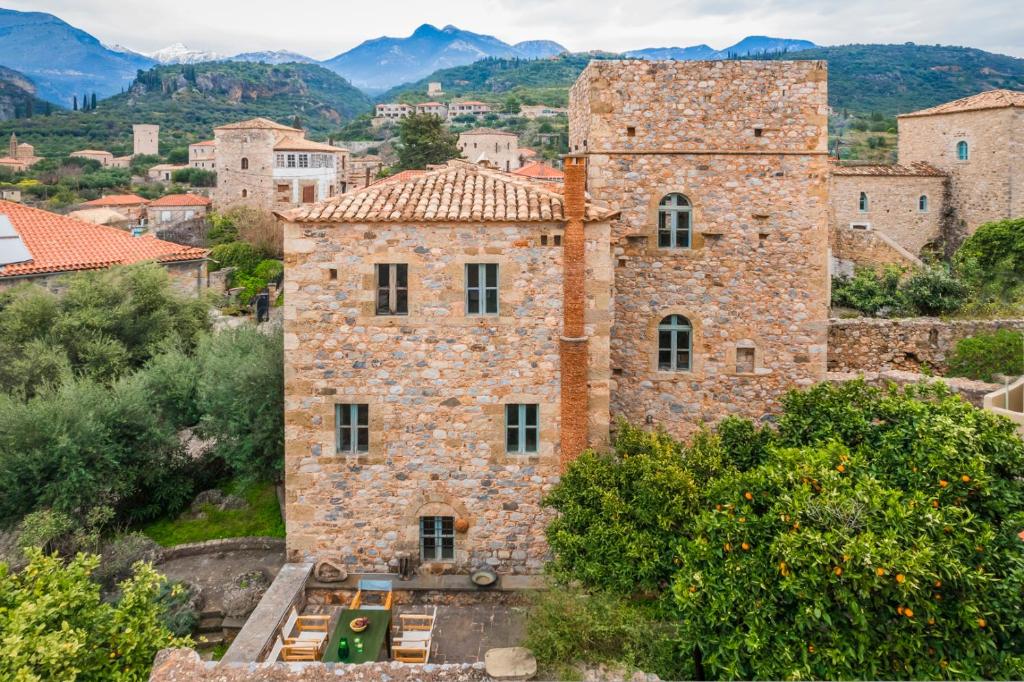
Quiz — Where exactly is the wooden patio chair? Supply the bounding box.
[399,606,437,632]
[281,607,330,652]
[281,640,319,662]
[349,579,393,610]
[393,642,430,664]
[262,636,285,665]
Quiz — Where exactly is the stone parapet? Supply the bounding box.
[827,317,1024,374]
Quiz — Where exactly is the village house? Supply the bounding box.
[70,124,161,169]
[447,101,491,118]
[212,117,350,210]
[189,140,216,170]
[457,128,521,171]
[830,89,1024,269]
[78,193,150,222]
[147,193,212,227]
[348,155,385,190]
[70,149,124,167]
[415,102,448,118]
[372,103,413,127]
[0,200,208,295]
[0,133,42,172]
[281,59,830,575]
[148,163,188,182]
[511,161,564,183]
[519,105,568,120]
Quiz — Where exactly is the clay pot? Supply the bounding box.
[454,517,470,533]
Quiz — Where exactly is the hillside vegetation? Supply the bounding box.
[382,44,1024,116]
[0,62,373,157]
[0,66,53,121]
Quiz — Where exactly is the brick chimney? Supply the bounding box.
[559,155,588,469]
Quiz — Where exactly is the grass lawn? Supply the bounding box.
[142,479,285,547]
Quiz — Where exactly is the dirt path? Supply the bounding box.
[157,548,286,611]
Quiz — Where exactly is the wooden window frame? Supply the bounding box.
[657,193,692,248]
[658,315,692,372]
[375,263,409,316]
[465,263,499,315]
[420,516,455,561]
[505,403,539,454]
[335,403,369,454]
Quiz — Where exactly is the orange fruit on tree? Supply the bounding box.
[807,644,815,653]
[896,573,906,583]
[741,542,751,551]
[744,491,753,501]
[934,580,942,588]
[978,618,986,628]
[897,606,905,615]
[939,480,948,488]
[739,517,746,523]
[904,608,914,618]
[833,566,843,576]
[876,567,885,577]
[932,499,939,508]
[962,475,971,483]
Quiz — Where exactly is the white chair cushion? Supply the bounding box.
[398,631,431,642]
[296,631,326,643]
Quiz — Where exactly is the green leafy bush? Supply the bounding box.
[197,327,284,481]
[525,587,688,681]
[208,241,262,275]
[545,381,1024,680]
[954,217,1024,304]
[0,549,189,681]
[901,267,968,316]
[831,266,906,316]
[946,329,1024,382]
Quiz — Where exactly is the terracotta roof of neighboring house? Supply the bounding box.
[273,135,349,152]
[512,162,565,180]
[81,194,150,207]
[830,162,947,177]
[455,101,488,106]
[68,207,131,225]
[283,160,617,224]
[192,139,216,146]
[419,101,444,106]
[0,200,207,278]
[72,149,113,155]
[898,89,1024,118]
[370,170,427,186]
[459,127,517,137]
[148,163,186,171]
[215,117,301,131]
[517,148,537,157]
[148,193,212,207]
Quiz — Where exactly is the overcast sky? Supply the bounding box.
[9,0,1023,58]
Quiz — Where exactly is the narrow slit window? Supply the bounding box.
[466,263,499,315]
[335,404,369,454]
[858,192,869,212]
[919,195,928,212]
[505,404,539,454]
[957,140,969,161]
[376,263,408,315]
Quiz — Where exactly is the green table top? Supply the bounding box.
[322,608,392,663]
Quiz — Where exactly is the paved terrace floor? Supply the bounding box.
[303,602,527,664]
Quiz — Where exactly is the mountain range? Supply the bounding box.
[0,8,823,105]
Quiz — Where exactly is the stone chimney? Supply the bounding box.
[559,155,588,469]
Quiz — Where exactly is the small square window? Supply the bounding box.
[626,126,636,137]
[506,403,539,454]
[553,234,562,246]
[754,127,763,138]
[540,235,548,246]
[736,347,755,374]
[335,404,369,454]
[328,268,338,281]
[420,516,455,561]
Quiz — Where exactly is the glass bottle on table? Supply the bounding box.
[338,637,349,660]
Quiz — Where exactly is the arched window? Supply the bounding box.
[956,141,969,161]
[858,192,869,212]
[657,193,692,248]
[240,157,249,170]
[658,315,692,371]
[241,189,248,198]
[919,195,928,212]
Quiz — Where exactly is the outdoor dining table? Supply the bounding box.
[322,608,392,663]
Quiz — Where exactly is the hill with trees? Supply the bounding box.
[381,44,1024,115]
[0,66,54,121]
[0,62,373,157]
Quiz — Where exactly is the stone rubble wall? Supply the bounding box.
[831,224,922,272]
[827,317,1024,374]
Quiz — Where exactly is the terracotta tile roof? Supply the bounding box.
[898,89,1024,118]
[273,135,349,152]
[71,149,113,155]
[284,160,616,224]
[370,170,427,186]
[512,162,564,180]
[830,162,947,177]
[455,101,488,106]
[214,117,301,131]
[517,148,537,157]
[0,200,208,278]
[459,127,517,137]
[191,140,216,146]
[148,193,212,207]
[81,194,150,207]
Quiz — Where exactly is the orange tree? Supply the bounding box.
[544,381,1024,679]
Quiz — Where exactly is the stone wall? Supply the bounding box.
[831,224,921,271]
[150,649,493,681]
[829,174,945,259]
[214,127,278,210]
[570,59,830,436]
[458,131,520,172]
[827,317,1024,374]
[826,370,1000,408]
[898,107,1018,238]
[283,218,612,573]
[0,260,208,298]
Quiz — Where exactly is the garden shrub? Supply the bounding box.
[544,381,1024,680]
[0,549,189,681]
[525,586,689,681]
[954,217,1024,304]
[900,267,968,316]
[831,266,906,316]
[946,329,1024,382]
[208,241,262,275]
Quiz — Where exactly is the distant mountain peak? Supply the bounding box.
[146,43,223,65]
[624,35,816,61]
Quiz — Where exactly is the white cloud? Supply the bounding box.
[7,0,1023,57]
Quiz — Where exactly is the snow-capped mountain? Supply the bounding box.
[145,43,224,65]
[231,50,317,65]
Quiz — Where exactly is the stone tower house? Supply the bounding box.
[132,124,159,157]
[570,60,831,438]
[897,90,1024,242]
